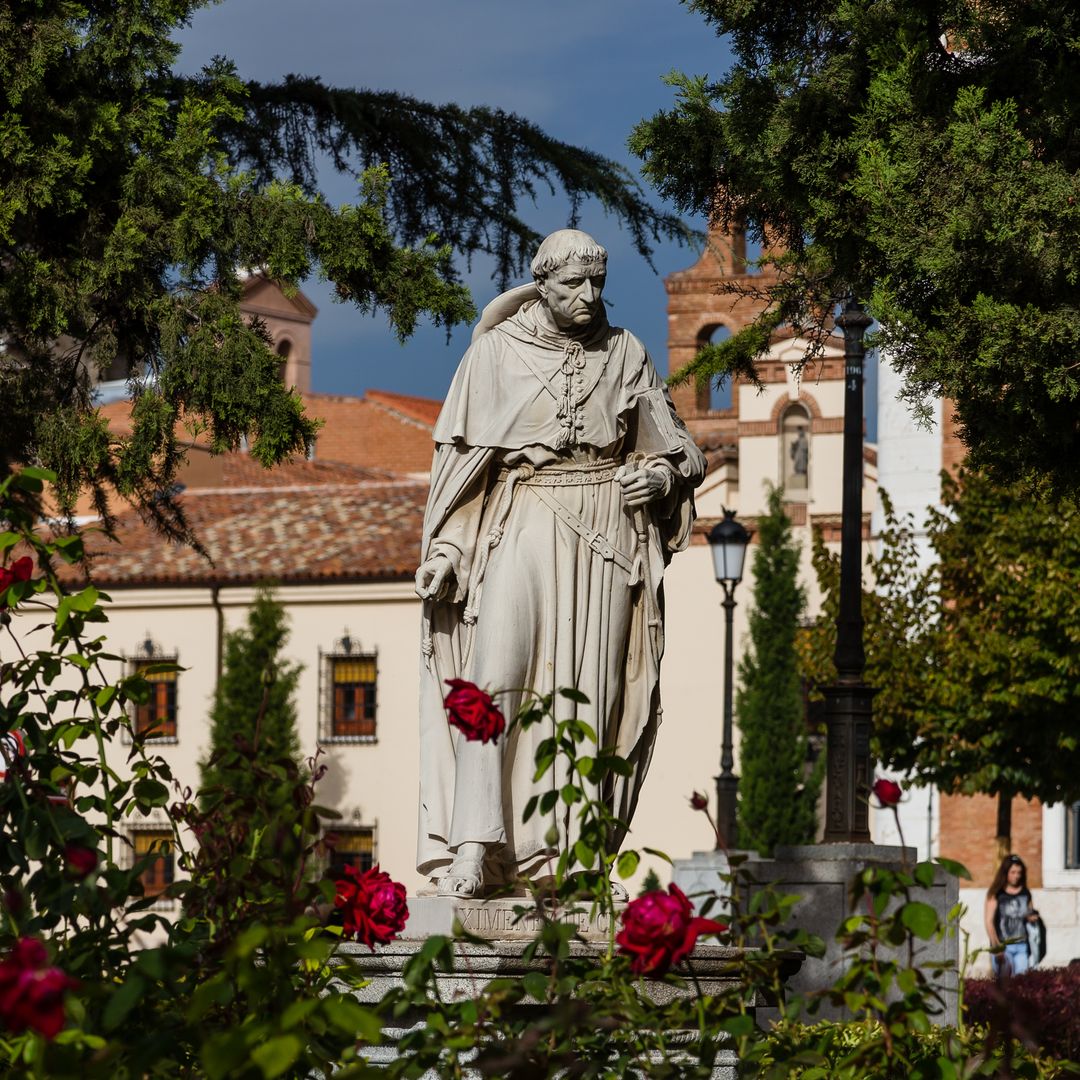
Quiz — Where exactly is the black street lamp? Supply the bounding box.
[821,298,875,843]
[706,508,752,850]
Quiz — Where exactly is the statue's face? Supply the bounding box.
[536,260,606,330]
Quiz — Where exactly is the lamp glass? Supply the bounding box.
[710,536,747,585]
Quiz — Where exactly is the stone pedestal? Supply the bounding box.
[672,849,763,917]
[674,844,960,1025]
[404,894,619,940]
[757,844,959,1023]
[339,895,802,1077]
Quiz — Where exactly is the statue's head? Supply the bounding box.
[531,229,607,332]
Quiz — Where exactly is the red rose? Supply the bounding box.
[689,791,709,812]
[616,883,727,976]
[64,844,99,879]
[0,937,77,1040]
[334,864,408,950]
[872,778,903,807]
[0,557,33,610]
[443,679,506,745]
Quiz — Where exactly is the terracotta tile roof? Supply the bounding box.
[216,454,400,487]
[65,475,428,588]
[301,392,436,473]
[94,388,443,475]
[364,389,443,427]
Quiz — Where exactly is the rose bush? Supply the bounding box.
[443,678,506,744]
[335,864,409,950]
[0,938,77,1040]
[616,883,727,976]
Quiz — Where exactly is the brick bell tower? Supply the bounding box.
[664,221,776,425]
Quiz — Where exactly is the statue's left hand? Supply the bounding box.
[617,465,671,507]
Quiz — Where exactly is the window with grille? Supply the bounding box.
[326,826,376,880]
[131,658,178,740]
[1067,803,1080,870]
[321,648,377,742]
[132,830,174,898]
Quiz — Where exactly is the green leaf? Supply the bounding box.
[66,586,100,613]
[935,1057,958,1080]
[913,862,936,888]
[573,840,595,869]
[522,971,549,1001]
[18,466,56,483]
[133,778,170,807]
[900,900,940,940]
[558,687,590,704]
[934,856,972,881]
[641,846,672,865]
[321,996,383,1042]
[719,1015,755,1037]
[103,974,147,1031]
[522,794,539,822]
[616,850,640,879]
[250,1035,303,1079]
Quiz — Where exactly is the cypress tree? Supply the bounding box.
[735,486,818,855]
[199,586,302,804]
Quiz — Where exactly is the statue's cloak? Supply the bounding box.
[417,299,705,881]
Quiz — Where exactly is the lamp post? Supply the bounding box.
[822,298,875,843]
[706,508,752,850]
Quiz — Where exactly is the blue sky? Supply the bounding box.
[176,2,876,434]
[176,3,727,391]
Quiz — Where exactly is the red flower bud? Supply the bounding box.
[443,679,506,745]
[872,777,903,807]
[334,864,409,950]
[689,791,709,812]
[616,883,726,976]
[0,937,77,1040]
[63,845,99,879]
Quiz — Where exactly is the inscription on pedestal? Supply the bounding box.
[404,895,619,940]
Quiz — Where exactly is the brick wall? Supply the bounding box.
[939,792,1043,888]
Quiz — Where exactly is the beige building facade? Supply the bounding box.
[34,257,876,901]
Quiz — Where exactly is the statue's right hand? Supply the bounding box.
[415,554,454,600]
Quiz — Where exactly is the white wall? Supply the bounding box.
[874,352,942,562]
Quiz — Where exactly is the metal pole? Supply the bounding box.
[822,298,875,844]
[715,582,739,850]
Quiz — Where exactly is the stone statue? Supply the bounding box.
[415,230,706,897]
[790,427,809,478]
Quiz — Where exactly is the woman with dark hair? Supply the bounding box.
[985,854,1040,977]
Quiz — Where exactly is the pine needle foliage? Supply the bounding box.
[631,2,1080,493]
[735,485,819,855]
[1,2,689,538]
[199,586,302,806]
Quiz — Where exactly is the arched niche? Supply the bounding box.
[779,401,811,493]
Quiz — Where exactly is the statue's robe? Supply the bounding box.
[416,299,706,884]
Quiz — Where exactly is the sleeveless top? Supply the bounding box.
[995,887,1032,943]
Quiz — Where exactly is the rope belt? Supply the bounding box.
[496,459,621,486]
